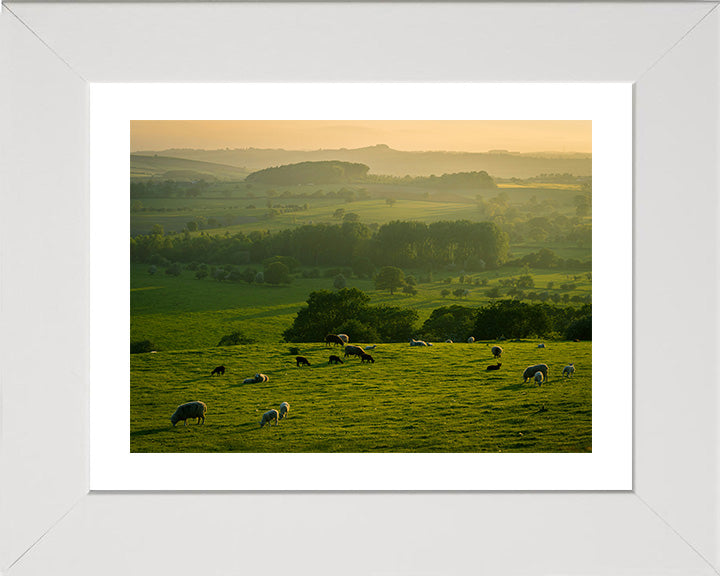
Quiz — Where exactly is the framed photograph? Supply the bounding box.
[2,2,718,575]
[90,83,630,491]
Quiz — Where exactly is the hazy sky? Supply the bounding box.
[131,120,591,154]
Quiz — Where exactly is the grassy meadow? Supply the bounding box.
[130,152,592,453]
[131,341,591,453]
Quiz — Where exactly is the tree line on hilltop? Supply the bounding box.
[283,288,591,343]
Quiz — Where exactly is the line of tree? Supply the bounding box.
[420,300,592,341]
[130,219,509,271]
[245,161,370,185]
[283,289,591,343]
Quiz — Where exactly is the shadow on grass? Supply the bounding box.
[498,382,530,392]
[131,426,171,437]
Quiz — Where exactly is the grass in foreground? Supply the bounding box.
[131,341,591,453]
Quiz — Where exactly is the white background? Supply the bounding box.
[90,83,632,491]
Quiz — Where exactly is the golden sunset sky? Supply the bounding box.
[131,120,591,154]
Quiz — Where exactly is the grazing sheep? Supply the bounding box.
[329,355,344,364]
[171,401,207,427]
[360,353,375,363]
[279,402,290,420]
[325,334,344,347]
[365,345,377,350]
[260,409,279,427]
[534,371,545,386]
[409,338,428,347]
[296,356,311,367]
[486,363,502,371]
[537,343,546,348]
[562,363,576,378]
[523,364,549,383]
[467,336,475,343]
[491,346,503,359]
[337,334,349,343]
[344,345,366,359]
[243,373,269,384]
[211,365,225,376]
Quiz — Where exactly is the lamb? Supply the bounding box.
[534,371,545,386]
[211,365,225,376]
[260,409,279,427]
[562,364,576,378]
[243,373,269,384]
[523,364,549,383]
[337,334,349,343]
[278,402,290,420]
[360,352,375,363]
[491,346,503,359]
[329,355,343,364]
[467,336,475,343]
[296,356,311,367]
[486,363,502,371]
[171,401,207,427]
[344,345,366,358]
[409,338,428,347]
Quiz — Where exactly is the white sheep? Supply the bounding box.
[467,336,475,343]
[445,339,453,344]
[523,364,549,383]
[260,409,279,427]
[562,364,576,378]
[365,345,377,350]
[409,338,428,346]
[537,343,546,348]
[243,373,269,384]
[171,401,207,427]
[534,371,545,386]
[279,402,290,420]
[491,345,503,358]
[337,334,349,343]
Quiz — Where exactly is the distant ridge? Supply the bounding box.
[132,145,591,179]
[131,154,249,181]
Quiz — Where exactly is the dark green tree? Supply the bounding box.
[374,266,405,295]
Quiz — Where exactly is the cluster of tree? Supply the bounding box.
[282,288,418,343]
[131,219,509,271]
[420,300,592,341]
[245,161,370,185]
[504,248,591,270]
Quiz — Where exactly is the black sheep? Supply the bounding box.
[211,365,226,376]
[360,353,375,363]
[296,356,311,367]
[486,363,501,371]
[328,355,344,364]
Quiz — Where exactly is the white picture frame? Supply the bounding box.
[2,2,719,575]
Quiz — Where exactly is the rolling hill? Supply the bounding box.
[130,154,250,181]
[132,145,592,179]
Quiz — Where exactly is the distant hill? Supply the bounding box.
[130,155,249,181]
[132,145,591,179]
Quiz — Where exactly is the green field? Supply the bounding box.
[130,181,584,236]
[131,341,591,453]
[130,163,591,453]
